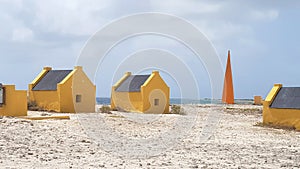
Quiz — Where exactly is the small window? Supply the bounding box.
[76,95,82,103]
[154,99,159,106]
[0,85,4,106]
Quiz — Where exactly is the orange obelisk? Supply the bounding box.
[222,50,234,104]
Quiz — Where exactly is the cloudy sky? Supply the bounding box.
[0,0,300,99]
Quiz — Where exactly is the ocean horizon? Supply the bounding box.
[96,97,254,105]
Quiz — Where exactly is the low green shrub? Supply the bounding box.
[99,105,112,114]
[170,105,185,115]
[27,100,43,111]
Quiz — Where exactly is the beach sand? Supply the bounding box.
[0,104,299,168]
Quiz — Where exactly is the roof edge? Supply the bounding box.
[113,72,132,89]
[30,67,52,87]
[142,71,168,88]
[265,84,282,105]
[142,71,157,87]
[58,67,78,85]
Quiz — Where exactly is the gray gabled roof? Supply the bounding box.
[270,87,300,109]
[115,75,150,92]
[32,70,72,91]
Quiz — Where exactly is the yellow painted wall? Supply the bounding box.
[30,90,59,111]
[59,66,96,113]
[0,85,27,116]
[263,84,300,130]
[28,67,60,112]
[111,91,143,112]
[254,96,262,105]
[29,66,96,113]
[111,71,170,114]
[142,71,170,114]
[58,78,73,112]
[111,72,136,111]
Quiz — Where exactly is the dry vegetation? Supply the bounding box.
[99,105,112,114]
[170,105,185,115]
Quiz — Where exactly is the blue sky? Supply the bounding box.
[0,0,300,99]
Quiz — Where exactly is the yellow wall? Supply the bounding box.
[29,66,96,113]
[0,85,27,116]
[142,71,170,114]
[28,67,60,112]
[111,72,136,111]
[30,90,59,111]
[263,84,300,130]
[111,71,170,114]
[59,66,96,113]
[58,77,73,112]
[254,96,262,105]
[111,91,143,112]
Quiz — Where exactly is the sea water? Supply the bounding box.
[96,97,254,105]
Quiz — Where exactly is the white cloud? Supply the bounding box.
[0,0,299,98]
[192,20,252,42]
[151,0,221,15]
[11,26,34,42]
[0,0,23,10]
[34,0,109,36]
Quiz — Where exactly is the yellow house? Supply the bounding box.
[111,71,170,114]
[0,84,27,116]
[254,96,262,105]
[263,84,300,130]
[29,66,96,113]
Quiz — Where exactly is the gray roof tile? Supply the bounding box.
[115,75,150,92]
[270,87,300,109]
[32,70,72,91]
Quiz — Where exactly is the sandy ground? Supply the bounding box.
[0,104,300,169]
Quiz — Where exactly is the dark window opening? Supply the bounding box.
[76,95,82,103]
[154,99,159,106]
[0,84,4,106]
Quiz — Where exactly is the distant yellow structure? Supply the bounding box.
[263,84,300,130]
[0,84,27,116]
[111,71,170,114]
[254,96,262,105]
[29,66,96,113]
